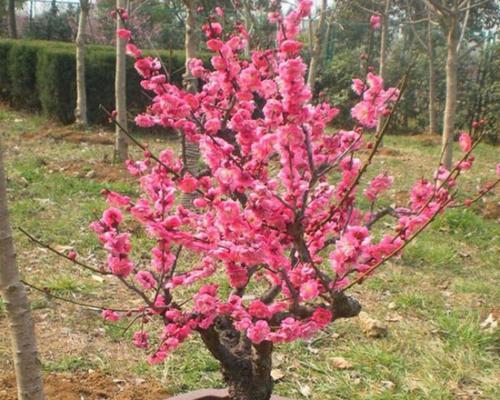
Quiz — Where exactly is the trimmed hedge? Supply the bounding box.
[0,39,191,125]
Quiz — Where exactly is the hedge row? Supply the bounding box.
[0,39,189,125]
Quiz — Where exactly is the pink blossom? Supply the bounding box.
[102,310,120,322]
[102,208,123,227]
[133,331,149,349]
[247,320,271,344]
[351,79,365,95]
[248,300,273,319]
[135,271,157,290]
[117,29,132,41]
[364,173,394,202]
[300,280,320,301]
[459,132,472,152]
[126,43,142,58]
[370,15,381,29]
[215,7,224,17]
[178,174,198,193]
[108,255,133,277]
[105,191,130,207]
[311,308,332,327]
[67,250,77,261]
[135,114,156,128]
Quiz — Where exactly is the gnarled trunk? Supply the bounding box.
[198,293,361,400]
[114,0,128,162]
[75,0,90,126]
[0,140,45,400]
[199,320,273,400]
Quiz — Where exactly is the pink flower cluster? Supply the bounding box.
[351,73,399,128]
[94,1,489,364]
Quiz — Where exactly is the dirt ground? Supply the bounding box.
[0,371,169,400]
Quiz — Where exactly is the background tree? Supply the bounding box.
[75,0,90,126]
[424,0,496,169]
[307,0,329,95]
[405,1,439,135]
[0,140,45,400]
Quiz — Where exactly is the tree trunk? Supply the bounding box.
[0,140,45,400]
[181,0,201,208]
[114,0,128,162]
[75,0,90,126]
[442,16,458,169]
[427,9,438,135]
[307,0,328,95]
[376,0,391,136]
[321,9,335,63]
[199,321,273,400]
[8,0,17,39]
[307,16,314,58]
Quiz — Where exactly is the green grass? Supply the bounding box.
[0,105,499,399]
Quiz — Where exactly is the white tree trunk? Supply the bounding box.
[442,16,459,169]
[114,0,128,162]
[307,0,328,95]
[75,0,90,126]
[0,140,45,400]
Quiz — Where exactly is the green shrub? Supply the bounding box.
[37,48,76,124]
[0,39,201,125]
[0,40,14,100]
[8,43,40,110]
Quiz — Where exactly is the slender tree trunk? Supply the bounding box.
[181,0,201,208]
[8,0,17,39]
[0,140,45,400]
[321,9,335,63]
[376,0,391,136]
[427,10,438,135]
[114,0,128,162]
[307,0,328,95]
[199,322,273,400]
[75,0,90,126]
[442,16,458,169]
[307,16,314,58]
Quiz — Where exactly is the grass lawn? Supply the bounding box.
[0,103,498,400]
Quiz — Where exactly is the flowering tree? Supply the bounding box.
[23,2,496,400]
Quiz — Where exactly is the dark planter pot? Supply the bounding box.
[168,389,292,400]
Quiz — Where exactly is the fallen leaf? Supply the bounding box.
[272,353,285,367]
[359,311,388,338]
[54,244,74,253]
[298,384,311,397]
[92,275,105,283]
[332,357,353,370]
[385,312,403,322]
[381,380,395,390]
[271,368,285,381]
[480,312,498,332]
